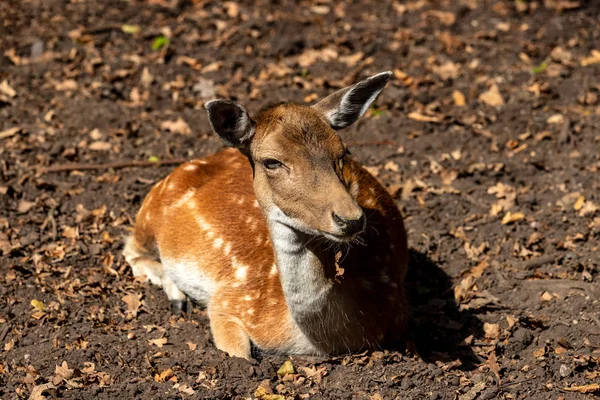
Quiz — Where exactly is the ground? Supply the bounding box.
[1,0,599,399]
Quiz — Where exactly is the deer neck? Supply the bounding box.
[267,208,336,321]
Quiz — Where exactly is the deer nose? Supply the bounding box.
[332,212,366,236]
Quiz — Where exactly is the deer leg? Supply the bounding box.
[208,302,251,359]
[161,273,188,315]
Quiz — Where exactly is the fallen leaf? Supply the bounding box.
[88,141,112,151]
[17,200,36,214]
[55,361,74,379]
[29,383,57,400]
[277,360,294,377]
[540,291,553,301]
[177,384,195,395]
[459,381,486,400]
[533,347,546,358]
[501,211,525,225]
[122,293,142,316]
[483,322,501,339]
[546,114,565,124]
[55,79,78,91]
[407,112,443,123]
[580,50,600,67]
[452,90,466,106]
[573,195,585,211]
[154,368,174,382]
[0,127,21,139]
[186,342,197,351]
[479,84,505,107]
[121,24,141,34]
[0,80,17,97]
[148,338,168,348]
[433,61,459,80]
[160,118,191,135]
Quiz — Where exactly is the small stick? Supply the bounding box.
[38,141,397,175]
[516,254,556,270]
[38,159,189,174]
[347,140,398,147]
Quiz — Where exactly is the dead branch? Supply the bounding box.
[38,159,189,174]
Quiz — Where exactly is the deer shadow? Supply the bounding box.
[395,249,484,370]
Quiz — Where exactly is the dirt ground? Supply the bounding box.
[1,0,600,399]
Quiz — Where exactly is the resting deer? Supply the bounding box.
[123,72,408,359]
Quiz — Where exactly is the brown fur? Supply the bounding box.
[125,85,408,359]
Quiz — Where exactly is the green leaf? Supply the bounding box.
[152,36,170,51]
[148,156,159,163]
[121,24,141,34]
[277,360,294,377]
[370,105,385,117]
[531,61,547,75]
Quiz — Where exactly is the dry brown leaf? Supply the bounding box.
[0,80,17,97]
[407,112,442,123]
[154,368,174,382]
[17,200,36,214]
[339,52,364,67]
[0,127,21,139]
[483,322,501,339]
[160,117,191,135]
[55,361,74,379]
[29,383,57,400]
[148,337,168,347]
[501,211,525,225]
[55,79,78,91]
[122,293,142,315]
[452,90,466,106]
[580,50,600,67]
[546,114,565,124]
[186,341,197,351]
[533,347,546,358]
[296,47,338,68]
[177,384,195,395]
[479,84,505,107]
[88,141,112,151]
[506,315,517,329]
[540,291,553,301]
[433,61,459,80]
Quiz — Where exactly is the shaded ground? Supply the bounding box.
[1,0,600,398]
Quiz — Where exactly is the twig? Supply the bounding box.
[0,324,10,342]
[347,140,398,147]
[38,159,188,174]
[515,254,557,270]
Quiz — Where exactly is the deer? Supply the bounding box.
[123,71,409,359]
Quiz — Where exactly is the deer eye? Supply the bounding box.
[263,158,283,170]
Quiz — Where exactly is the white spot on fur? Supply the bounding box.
[213,237,224,249]
[224,243,232,256]
[247,308,254,315]
[195,216,212,232]
[269,264,277,276]
[183,164,197,171]
[253,200,259,208]
[172,189,195,209]
[233,257,248,280]
[195,160,207,165]
[243,295,252,301]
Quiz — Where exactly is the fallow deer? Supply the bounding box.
[123,72,409,359]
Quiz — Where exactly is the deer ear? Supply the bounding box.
[205,100,255,148]
[313,71,392,130]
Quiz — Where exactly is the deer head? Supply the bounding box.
[205,72,392,242]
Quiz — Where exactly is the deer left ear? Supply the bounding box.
[205,100,255,148]
[313,71,392,130]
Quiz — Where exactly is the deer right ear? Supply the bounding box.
[205,100,255,148]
